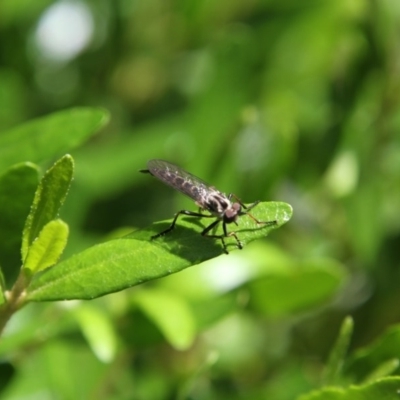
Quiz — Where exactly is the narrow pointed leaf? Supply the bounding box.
[362,359,400,383]
[21,155,74,261]
[26,201,292,301]
[0,162,39,283]
[0,269,5,305]
[24,219,69,273]
[347,323,400,381]
[323,316,354,385]
[297,376,400,400]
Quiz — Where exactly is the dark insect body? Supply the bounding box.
[140,159,277,253]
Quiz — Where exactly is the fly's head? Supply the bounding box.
[223,202,241,224]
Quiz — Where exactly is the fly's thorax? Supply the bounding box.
[204,190,231,218]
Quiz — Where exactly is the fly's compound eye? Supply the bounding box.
[224,203,241,223]
[232,203,241,212]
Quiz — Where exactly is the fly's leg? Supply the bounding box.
[228,193,253,210]
[246,211,277,227]
[151,210,213,239]
[201,219,228,253]
[223,221,243,251]
[228,194,278,226]
[202,220,243,254]
[238,200,277,226]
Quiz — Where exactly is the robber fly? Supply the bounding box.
[140,159,277,253]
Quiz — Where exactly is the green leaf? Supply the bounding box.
[297,376,400,400]
[23,219,69,273]
[249,258,347,316]
[0,162,39,284]
[0,107,109,173]
[0,269,5,306]
[323,316,354,385]
[133,288,196,350]
[21,155,74,261]
[25,201,292,301]
[5,340,108,399]
[347,324,400,381]
[72,304,118,363]
[362,359,400,384]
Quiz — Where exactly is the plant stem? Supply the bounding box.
[0,271,29,337]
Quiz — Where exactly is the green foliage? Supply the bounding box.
[133,288,197,351]
[323,317,354,386]
[347,324,400,382]
[21,155,73,263]
[1,0,400,399]
[0,108,109,172]
[298,377,400,400]
[23,219,69,273]
[249,258,347,316]
[25,201,290,301]
[0,163,39,282]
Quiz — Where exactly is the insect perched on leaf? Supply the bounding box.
[140,159,277,253]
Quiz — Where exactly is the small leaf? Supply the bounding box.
[134,288,196,350]
[26,201,292,301]
[21,155,74,261]
[23,219,69,273]
[0,162,39,284]
[0,107,109,173]
[323,316,354,385]
[362,359,400,384]
[297,376,400,400]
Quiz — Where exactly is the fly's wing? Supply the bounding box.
[146,159,215,205]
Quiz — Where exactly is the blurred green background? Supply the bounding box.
[1,0,400,399]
